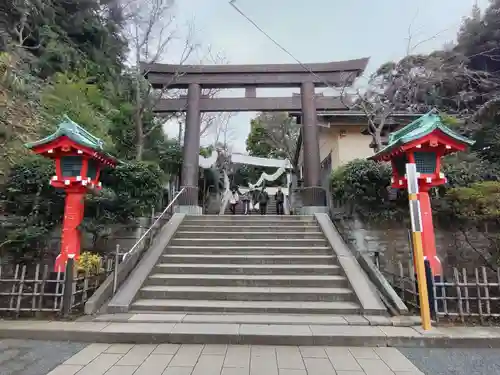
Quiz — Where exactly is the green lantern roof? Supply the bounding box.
[25,115,106,152]
[372,111,475,159]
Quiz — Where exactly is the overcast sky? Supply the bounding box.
[162,0,488,153]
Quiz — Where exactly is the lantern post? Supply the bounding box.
[371,111,475,322]
[25,116,117,272]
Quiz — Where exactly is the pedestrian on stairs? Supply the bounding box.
[229,189,239,215]
[241,190,251,215]
[275,186,285,215]
[257,187,269,215]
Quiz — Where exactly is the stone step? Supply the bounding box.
[178,225,320,232]
[169,238,328,247]
[186,215,311,220]
[153,263,342,275]
[131,299,362,314]
[160,254,334,265]
[183,216,314,223]
[145,274,349,287]
[181,220,315,227]
[138,285,355,302]
[96,312,394,326]
[174,231,324,239]
[165,246,332,255]
[0,320,452,347]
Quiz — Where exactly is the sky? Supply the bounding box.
[161,0,489,153]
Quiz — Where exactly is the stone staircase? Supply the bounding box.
[129,215,364,315]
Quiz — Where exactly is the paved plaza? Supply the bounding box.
[45,343,425,375]
[1,341,499,375]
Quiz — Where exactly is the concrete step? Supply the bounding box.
[169,238,328,247]
[183,216,313,222]
[154,263,342,275]
[131,299,362,314]
[178,225,320,232]
[138,285,355,302]
[145,274,349,287]
[165,246,332,255]
[160,254,334,265]
[174,231,324,239]
[181,220,315,227]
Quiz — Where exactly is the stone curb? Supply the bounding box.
[0,321,499,348]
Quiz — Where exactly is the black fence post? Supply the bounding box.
[61,258,75,318]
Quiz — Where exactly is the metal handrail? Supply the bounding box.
[121,187,185,262]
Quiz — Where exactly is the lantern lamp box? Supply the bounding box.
[25,116,117,272]
[371,111,475,190]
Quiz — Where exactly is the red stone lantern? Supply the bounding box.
[371,111,475,279]
[25,116,117,272]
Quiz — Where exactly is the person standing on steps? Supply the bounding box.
[275,186,284,215]
[241,190,251,215]
[258,187,269,215]
[229,189,239,215]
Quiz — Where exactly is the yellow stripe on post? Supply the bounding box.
[406,163,432,331]
[411,231,432,330]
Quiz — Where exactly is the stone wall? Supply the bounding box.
[335,215,495,278]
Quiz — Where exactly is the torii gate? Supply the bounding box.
[143,58,369,213]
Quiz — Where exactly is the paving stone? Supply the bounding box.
[379,326,421,337]
[105,344,134,354]
[162,367,194,375]
[356,358,394,375]
[224,345,251,368]
[375,347,419,372]
[335,372,365,375]
[310,324,384,337]
[278,370,306,375]
[101,322,176,333]
[393,371,425,375]
[202,344,227,355]
[134,354,173,375]
[324,347,362,372]
[192,354,225,375]
[276,346,305,370]
[153,344,180,355]
[390,316,421,327]
[115,345,156,366]
[250,348,278,375]
[64,344,110,365]
[168,345,203,367]
[221,367,250,375]
[343,315,369,325]
[77,353,122,375]
[298,346,327,358]
[349,347,380,360]
[251,345,276,356]
[104,365,139,375]
[170,323,239,335]
[365,315,392,326]
[302,357,336,374]
[239,324,312,337]
[129,313,186,322]
[46,365,83,375]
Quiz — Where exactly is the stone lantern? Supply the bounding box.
[25,116,117,272]
[371,111,475,279]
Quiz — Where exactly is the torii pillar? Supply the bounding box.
[178,83,203,214]
[300,81,327,213]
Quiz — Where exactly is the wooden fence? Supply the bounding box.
[379,257,500,323]
[0,257,114,317]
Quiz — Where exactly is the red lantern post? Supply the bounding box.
[25,116,117,272]
[371,111,475,279]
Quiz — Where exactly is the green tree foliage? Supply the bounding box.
[0,0,186,261]
[330,159,406,221]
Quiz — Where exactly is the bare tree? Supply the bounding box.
[340,19,467,152]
